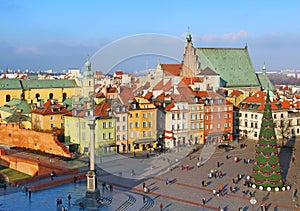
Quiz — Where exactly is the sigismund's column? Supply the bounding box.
[85,98,100,206]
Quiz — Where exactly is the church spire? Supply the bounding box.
[186,27,192,42]
[262,62,267,75]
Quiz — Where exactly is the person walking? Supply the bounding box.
[202,197,206,205]
[165,177,169,185]
[219,184,223,196]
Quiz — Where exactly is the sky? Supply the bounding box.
[1,0,300,73]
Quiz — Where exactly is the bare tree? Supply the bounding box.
[275,119,290,146]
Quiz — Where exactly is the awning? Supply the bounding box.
[133,138,155,144]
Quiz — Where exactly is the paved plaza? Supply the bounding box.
[0,137,300,211]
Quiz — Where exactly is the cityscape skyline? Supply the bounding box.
[1,1,300,72]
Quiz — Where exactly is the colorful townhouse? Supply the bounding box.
[31,99,69,131]
[197,91,234,143]
[127,95,157,152]
[64,99,115,155]
[237,90,290,141]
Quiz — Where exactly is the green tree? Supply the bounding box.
[251,91,283,189]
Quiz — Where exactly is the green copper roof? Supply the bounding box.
[0,98,32,114]
[257,73,275,91]
[0,79,22,90]
[196,47,261,88]
[21,79,78,89]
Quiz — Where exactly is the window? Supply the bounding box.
[143,113,147,118]
[129,122,133,128]
[205,125,208,130]
[228,114,230,118]
[109,132,113,139]
[116,117,120,122]
[135,113,139,118]
[103,122,107,128]
[245,121,248,127]
[116,107,120,112]
[117,126,120,131]
[135,122,139,128]
[172,113,175,120]
[136,131,140,138]
[122,134,126,140]
[117,135,120,140]
[210,115,213,120]
[103,133,107,140]
[122,125,126,130]
[148,121,152,128]
[274,114,277,119]
[245,114,248,118]
[5,95,11,102]
[82,122,85,129]
[200,123,203,129]
[122,116,126,121]
[149,112,152,118]
[224,123,227,128]
[130,132,134,138]
[281,113,284,118]
[129,113,133,118]
[210,124,213,129]
[109,122,113,128]
[148,131,152,136]
[206,116,208,120]
[50,123,54,128]
[143,131,146,137]
[143,122,147,128]
[217,123,220,129]
[50,116,54,120]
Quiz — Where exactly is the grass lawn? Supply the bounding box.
[0,165,30,182]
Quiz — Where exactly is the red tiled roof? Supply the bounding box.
[153,79,172,92]
[115,71,123,75]
[229,90,243,97]
[32,100,69,115]
[239,91,281,111]
[144,92,153,100]
[161,64,181,76]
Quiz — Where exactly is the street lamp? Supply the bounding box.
[249,195,257,210]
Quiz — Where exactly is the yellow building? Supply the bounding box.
[128,96,157,153]
[64,100,116,155]
[0,78,80,108]
[31,100,69,131]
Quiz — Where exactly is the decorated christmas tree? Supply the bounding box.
[250,90,283,190]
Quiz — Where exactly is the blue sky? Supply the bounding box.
[1,0,300,72]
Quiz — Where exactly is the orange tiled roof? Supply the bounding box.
[32,100,69,115]
[161,64,181,76]
[229,90,243,97]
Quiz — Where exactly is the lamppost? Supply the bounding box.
[249,194,257,210]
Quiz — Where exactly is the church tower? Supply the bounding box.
[82,58,95,98]
[181,29,201,77]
